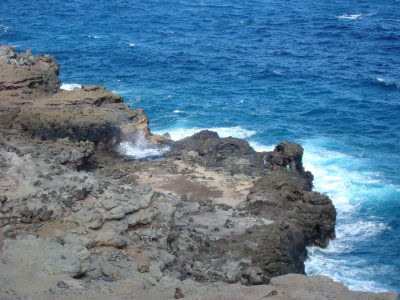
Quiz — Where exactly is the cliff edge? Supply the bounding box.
[0,46,396,300]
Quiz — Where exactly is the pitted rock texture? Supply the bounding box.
[0,46,396,300]
[160,131,336,283]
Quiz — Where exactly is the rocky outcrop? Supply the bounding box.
[268,141,306,174]
[0,46,396,300]
[0,47,149,149]
[171,130,256,168]
[161,132,336,283]
[14,85,149,148]
[0,46,60,98]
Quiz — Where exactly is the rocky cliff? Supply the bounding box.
[0,46,396,300]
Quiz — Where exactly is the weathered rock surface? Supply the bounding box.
[0,46,148,148]
[0,46,396,300]
[161,132,336,283]
[270,274,398,300]
[0,46,60,98]
[14,86,149,148]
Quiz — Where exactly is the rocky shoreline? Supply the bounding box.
[0,46,397,299]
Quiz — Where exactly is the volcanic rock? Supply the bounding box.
[0,46,396,300]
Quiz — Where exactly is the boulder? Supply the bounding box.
[0,46,60,98]
[2,236,91,279]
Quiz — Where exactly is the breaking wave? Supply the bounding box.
[338,14,363,20]
[117,131,169,159]
[153,126,256,141]
[376,77,400,88]
[302,140,397,292]
[60,83,82,91]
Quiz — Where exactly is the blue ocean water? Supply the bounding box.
[1,0,399,293]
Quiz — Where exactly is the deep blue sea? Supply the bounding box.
[1,0,399,293]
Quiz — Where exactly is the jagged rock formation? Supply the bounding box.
[0,46,148,148]
[0,46,60,98]
[0,46,396,300]
[163,131,336,283]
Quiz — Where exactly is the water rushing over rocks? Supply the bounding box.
[0,46,396,300]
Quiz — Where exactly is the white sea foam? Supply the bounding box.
[199,135,395,292]
[0,24,9,34]
[337,220,389,240]
[60,83,82,91]
[149,128,393,292]
[128,42,136,47]
[87,35,102,39]
[303,148,356,209]
[306,247,392,292]
[118,131,169,159]
[248,141,274,152]
[154,126,256,141]
[302,141,394,292]
[376,77,400,88]
[338,14,362,20]
[173,110,183,113]
[154,127,274,152]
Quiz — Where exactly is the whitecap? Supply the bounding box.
[376,77,400,88]
[302,144,387,209]
[301,140,398,292]
[87,35,102,39]
[118,131,169,159]
[173,110,182,113]
[0,24,9,34]
[154,126,256,141]
[305,247,392,293]
[60,83,82,91]
[338,14,362,20]
[128,42,136,47]
[335,220,389,240]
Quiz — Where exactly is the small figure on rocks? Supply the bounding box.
[175,287,184,299]
[56,281,69,289]
[137,264,150,273]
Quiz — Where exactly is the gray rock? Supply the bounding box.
[241,266,265,285]
[270,274,398,300]
[101,198,119,211]
[88,211,104,229]
[108,206,126,220]
[2,236,90,278]
[125,208,156,227]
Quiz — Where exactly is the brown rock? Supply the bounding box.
[0,46,149,149]
[0,46,60,98]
